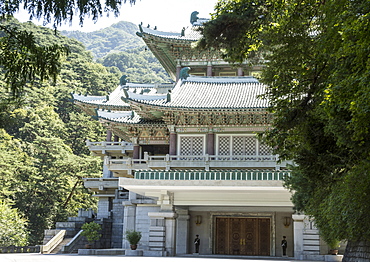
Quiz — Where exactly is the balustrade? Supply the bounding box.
[107,153,286,173]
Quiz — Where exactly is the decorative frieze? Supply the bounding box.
[163,111,272,126]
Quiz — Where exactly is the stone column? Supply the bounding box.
[97,197,111,219]
[237,67,244,76]
[102,160,112,178]
[165,216,177,256]
[122,194,137,249]
[207,62,213,76]
[207,132,215,155]
[175,209,190,255]
[293,214,305,260]
[106,130,112,142]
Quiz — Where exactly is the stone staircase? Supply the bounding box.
[49,237,73,254]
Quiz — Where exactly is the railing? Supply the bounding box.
[134,170,289,181]
[41,229,66,254]
[0,245,40,253]
[61,230,83,254]
[86,140,133,153]
[108,153,283,171]
[86,141,132,147]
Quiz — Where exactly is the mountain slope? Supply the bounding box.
[61,21,145,59]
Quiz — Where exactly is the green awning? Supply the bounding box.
[134,170,290,181]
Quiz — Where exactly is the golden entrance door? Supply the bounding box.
[215,217,270,256]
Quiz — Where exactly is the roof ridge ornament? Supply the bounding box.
[121,88,129,102]
[190,11,199,25]
[166,90,171,103]
[120,75,128,86]
[179,67,191,80]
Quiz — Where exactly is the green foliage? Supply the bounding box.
[0,201,29,246]
[1,0,136,29]
[197,0,268,63]
[61,21,171,83]
[0,19,111,244]
[81,222,102,243]
[0,19,69,97]
[61,21,145,58]
[124,230,142,245]
[201,0,370,249]
[98,47,172,83]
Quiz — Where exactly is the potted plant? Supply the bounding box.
[81,221,102,248]
[124,230,142,250]
[327,239,340,255]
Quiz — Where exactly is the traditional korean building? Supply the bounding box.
[72,12,330,260]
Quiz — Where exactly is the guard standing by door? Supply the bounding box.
[281,236,287,256]
[194,235,200,253]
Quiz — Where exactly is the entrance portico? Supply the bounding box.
[119,170,294,257]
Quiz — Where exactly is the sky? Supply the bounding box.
[16,0,218,32]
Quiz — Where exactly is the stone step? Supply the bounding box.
[50,238,73,254]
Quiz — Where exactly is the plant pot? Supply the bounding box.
[330,249,338,255]
[85,244,92,249]
[130,244,137,250]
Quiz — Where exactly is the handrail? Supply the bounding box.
[61,230,83,254]
[86,140,133,147]
[109,154,278,164]
[41,230,66,254]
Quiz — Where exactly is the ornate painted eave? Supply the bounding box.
[136,25,224,80]
[96,109,165,126]
[97,109,169,144]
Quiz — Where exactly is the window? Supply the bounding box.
[217,135,271,157]
[178,135,205,156]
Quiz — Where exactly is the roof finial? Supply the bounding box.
[180,67,191,80]
[120,75,128,86]
[166,90,171,102]
[190,11,199,25]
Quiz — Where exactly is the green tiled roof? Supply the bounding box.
[134,170,290,181]
[127,76,268,109]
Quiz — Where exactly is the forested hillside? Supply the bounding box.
[0,18,119,245]
[61,21,144,58]
[61,21,172,83]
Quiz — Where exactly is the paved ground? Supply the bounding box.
[0,253,322,262]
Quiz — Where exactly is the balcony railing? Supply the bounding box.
[86,140,133,155]
[107,153,288,174]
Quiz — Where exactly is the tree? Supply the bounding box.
[199,0,370,261]
[0,201,29,246]
[0,0,136,97]
[81,222,102,245]
[0,19,110,244]
[0,21,69,97]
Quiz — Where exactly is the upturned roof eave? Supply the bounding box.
[98,116,167,126]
